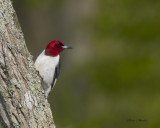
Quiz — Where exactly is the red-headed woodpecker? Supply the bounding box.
[35,40,72,98]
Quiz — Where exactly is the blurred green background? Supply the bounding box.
[13,0,160,128]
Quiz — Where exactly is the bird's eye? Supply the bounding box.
[57,43,61,46]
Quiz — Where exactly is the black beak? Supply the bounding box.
[61,45,72,49]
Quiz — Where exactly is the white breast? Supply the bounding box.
[34,50,59,96]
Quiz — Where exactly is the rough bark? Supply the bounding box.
[0,0,55,127]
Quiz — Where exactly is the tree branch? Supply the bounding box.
[0,0,55,127]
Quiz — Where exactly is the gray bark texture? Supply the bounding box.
[0,0,55,127]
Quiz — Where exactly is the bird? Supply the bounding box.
[34,40,72,98]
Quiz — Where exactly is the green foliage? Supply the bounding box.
[93,0,160,43]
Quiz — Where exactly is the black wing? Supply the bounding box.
[51,59,61,90]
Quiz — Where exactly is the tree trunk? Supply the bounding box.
[0,0,55,127]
